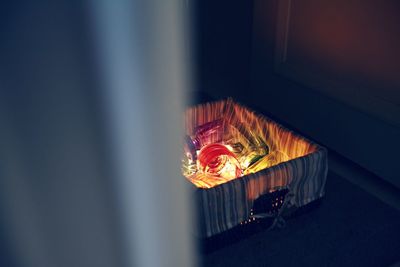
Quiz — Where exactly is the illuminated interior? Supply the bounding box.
[182,99,317,188]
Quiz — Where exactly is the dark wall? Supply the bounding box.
[192,0,253,95]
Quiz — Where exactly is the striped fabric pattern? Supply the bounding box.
[185,99,328,238]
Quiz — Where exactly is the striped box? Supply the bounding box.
[184,99,328,238]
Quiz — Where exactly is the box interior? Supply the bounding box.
[183,99,318,188]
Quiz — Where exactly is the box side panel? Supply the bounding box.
[196,179,249,238]
[197,148,328,237]
[186,99,328,237]
[196,165,291,237]
[287,148,328,207]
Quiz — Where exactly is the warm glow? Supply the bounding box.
[183,99,317,188]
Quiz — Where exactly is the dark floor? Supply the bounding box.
[200,172,400,267]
